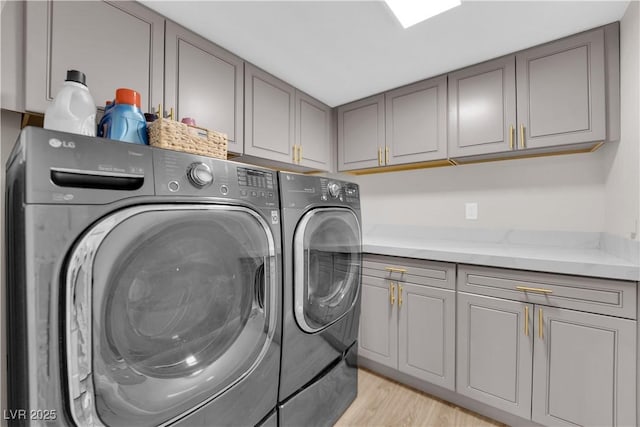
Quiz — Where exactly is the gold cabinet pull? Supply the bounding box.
[385,146,389,165]
[398,284,403,307]
[516,286,552,294]
[509,125,515,150]
[293,145,298,163]
[538,308,543,339]
[525,306,529,336]
[298,145,302,163]
[377,148,382,166]
[385,266,407,274]
[169,107,174,121]
[389,282,396,306]
[520,124,526,148]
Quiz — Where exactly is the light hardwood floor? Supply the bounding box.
[335,369,506,427]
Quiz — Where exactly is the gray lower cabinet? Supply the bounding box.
[164,21,244,153]
[457,265,637,426]
[295,91,332,170]
[359,255,455,391]
[25,0,164,114]
[359,274,398,368]
[385,76,448,165]
[456,292,533,419]
[337,95,385,171]
[532,306,636,427]
[244,64,295,163]
[448,55,516,158]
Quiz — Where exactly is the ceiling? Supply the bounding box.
[139,0,630,107]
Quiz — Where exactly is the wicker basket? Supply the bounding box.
[148,118,227,159]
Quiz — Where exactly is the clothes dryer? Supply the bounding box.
[5,127,282,426]
[277,172,362,426]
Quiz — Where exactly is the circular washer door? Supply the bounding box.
[65,205,277,427]
[293,207,361,333]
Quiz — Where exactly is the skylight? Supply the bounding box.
[384,0,462,29]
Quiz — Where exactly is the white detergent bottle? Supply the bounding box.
[44,70,97,136]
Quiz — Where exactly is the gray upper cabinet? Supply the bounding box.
[532,307,636,427]
[164,21,244,153]
[449,26,613,159]
[337,95,385,171]
[295,91,332,170]
[456,292,533,419]
[25,1,164,114]
[448,56,516,158]
[244,64,295,163]
[516,28,606,150]
[385,76,448,164]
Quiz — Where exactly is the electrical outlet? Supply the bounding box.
[465,202,478,220]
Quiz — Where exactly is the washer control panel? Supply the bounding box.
[153,149,278,208]
[187,162,214,188]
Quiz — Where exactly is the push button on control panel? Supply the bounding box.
[168,181,180,192]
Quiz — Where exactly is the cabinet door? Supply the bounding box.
[358,275,397,369]
[448,56,516,158]
[385,76,447,165]
[25,1,164,114]
[516,29,606,150]
[244,64,295,163]
[457,292,533,419]
[295,91,331,170]
[337,95,385,171]
[532,306,636,427]
[164,22,244,153]
[398,283,454,390]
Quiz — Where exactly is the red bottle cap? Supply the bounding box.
[115,88,141,108]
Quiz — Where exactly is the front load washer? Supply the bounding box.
[277,172,362,426]
[5,127,282,426]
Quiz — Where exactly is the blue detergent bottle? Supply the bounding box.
[97,100,114,137]
[104,88,148,145]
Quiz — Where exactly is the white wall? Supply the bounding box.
[603,1,640,241]
[349,152,607,232]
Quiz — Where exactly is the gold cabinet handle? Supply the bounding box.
[293,145,297,163]
[538,308,543,339]
[509,125,514,150]
[299,145,302,163]
[385,146,389,165]
[524,306,529,336]
[377,148,382,166]
[385,266,407,274]
[520,124,526,148]
[169,107,174,121]
[398,284,403,307]
[516,286,552,294]
[389,282,396,306]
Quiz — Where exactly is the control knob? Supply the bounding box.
[327,182,341,198]
[187,162,213,188]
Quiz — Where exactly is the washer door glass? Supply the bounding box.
[294,208,361,333]
[65,205,277,427]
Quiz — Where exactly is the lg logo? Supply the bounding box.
[48,138,76,149]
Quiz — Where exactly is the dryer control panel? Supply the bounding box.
[279,172,360,209]
[153,149,278,208]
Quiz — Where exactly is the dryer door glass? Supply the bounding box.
[294,208,361,333]
[65,205,278,427]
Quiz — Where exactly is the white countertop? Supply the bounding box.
[363,226,640,281]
